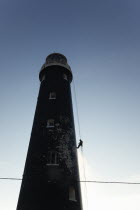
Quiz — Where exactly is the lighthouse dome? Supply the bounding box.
[40,53,71,72]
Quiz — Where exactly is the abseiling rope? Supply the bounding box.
[72,78,82,140]
[81,148,89,210]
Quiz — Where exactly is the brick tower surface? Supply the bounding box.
[16,53,83,210]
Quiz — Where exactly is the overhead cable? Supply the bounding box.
[0,177,140,184]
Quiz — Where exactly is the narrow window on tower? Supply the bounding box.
[41,75,46,81]
[69,186,77,201]
[49,92,56,99]
[63,74,68,80]
[47,119,54,128]
[46,151,59,165]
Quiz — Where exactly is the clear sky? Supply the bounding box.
[0,0,140,210]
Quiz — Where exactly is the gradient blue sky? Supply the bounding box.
[0,0,140,210]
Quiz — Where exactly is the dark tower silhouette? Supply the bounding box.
[16,53,83,210]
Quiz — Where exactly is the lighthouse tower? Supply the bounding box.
[16,53,83,210]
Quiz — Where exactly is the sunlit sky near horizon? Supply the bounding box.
[0,0,140,209]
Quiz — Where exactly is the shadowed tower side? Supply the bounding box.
[16,53,83,210]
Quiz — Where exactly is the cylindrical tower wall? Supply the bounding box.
[16,54,83,210]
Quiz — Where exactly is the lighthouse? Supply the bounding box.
[16,53,83,210]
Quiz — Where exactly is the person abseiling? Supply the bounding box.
[77,139,83,149]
